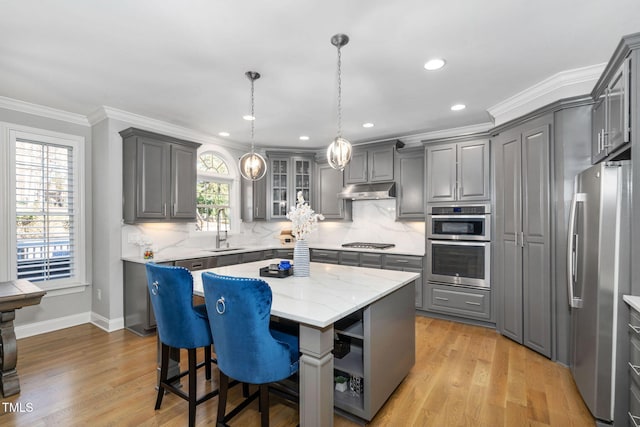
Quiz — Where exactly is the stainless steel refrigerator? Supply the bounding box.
[567,160,631,424]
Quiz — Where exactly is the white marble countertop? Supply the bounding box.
[122,242,425,264]
[624,295,640,312]
[191,260,420,328]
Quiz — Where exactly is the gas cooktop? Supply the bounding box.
[341,242,395,250]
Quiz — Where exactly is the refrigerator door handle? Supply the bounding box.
[567,192,586,308]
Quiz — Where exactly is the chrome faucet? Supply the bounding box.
[215,208,228,249]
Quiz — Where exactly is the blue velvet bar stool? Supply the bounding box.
[201,271,300,427]
[145,263,218,427]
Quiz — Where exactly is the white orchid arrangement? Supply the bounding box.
[286,191,324,241]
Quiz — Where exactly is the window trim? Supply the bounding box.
[192,147,240,235]
[2,122,87,289]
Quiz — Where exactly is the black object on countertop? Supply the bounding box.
[259,266,293,278]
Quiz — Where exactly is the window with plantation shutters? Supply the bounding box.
[15,138,75,282]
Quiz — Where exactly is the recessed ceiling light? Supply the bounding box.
[218,131,230,137]
[451,104,466,111]
[299,136,310,141]
[424,58,446,71]
[362,123,374,128]
[242,115,255,121]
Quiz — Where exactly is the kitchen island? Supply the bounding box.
[191,260,418,426]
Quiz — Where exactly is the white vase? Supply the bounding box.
[293,239,310,277]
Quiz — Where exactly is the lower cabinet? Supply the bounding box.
[629,306,640,425]
[310,249,340,264]
[124,260,173,336]
[310,249,425,309]
[383,255,424,310]
[424,283,491,321]
[333,283,415,421]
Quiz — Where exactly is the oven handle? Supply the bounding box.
[428,214,489,219]
[429,240,490,247]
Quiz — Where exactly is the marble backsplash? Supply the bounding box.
[121,199,425,258]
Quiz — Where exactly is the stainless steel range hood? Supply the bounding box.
[337,182,396,200]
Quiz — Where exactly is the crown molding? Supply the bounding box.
[488,63,604,126]
[0,96,90,126]
[399,122,494,146]
[89,106,247,151]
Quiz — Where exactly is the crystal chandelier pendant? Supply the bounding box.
[327,137,352,171]
[239,151,267,180]
[239,71,267,181]
[327,33,353,170]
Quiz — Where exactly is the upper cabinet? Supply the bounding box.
[314,161,351,220]
[592,57,632,163]
[395,147,425,220]
[121,127,201,224]
[240,175,267,222]
[345,140,404,184]
[426,139,490,203]
[590,32,640,164]
[267,153,314,220]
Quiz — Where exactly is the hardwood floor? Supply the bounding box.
[0,316,595,426]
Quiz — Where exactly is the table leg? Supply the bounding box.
[299,323,334,427]
[0,310,20,397]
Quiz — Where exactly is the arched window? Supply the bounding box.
[196,151,231,232]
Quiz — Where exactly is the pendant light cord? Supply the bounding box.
[337,45,343,139]
[250,76,255,151]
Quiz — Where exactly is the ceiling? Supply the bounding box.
[1,1,640,149]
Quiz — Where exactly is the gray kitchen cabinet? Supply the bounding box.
[424,283,491,321]
[240,175,267,221]
[345,140,404,185]
[494,115,552,358]
[383,254,424,309]
[315,161,351,220]
[121,127,201,224]
[310,249,339,264]
[426,139,490,203]
[240,250,269,263]
[123,260,173,336]
[591,56,632,163]
[591,95,607,164]
[333,283,415,421]
[629,306,640,425]
[360,253,383,269]
[339,251,360,266]
[273,248,294,260]
[395,147,425,220]
[267,153,314,220]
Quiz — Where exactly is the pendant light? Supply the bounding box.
[239,71,267,181]
[326,33,353,171]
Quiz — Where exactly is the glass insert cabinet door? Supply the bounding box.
[268,156,314,219]
[294,159,311,204]
[271,158,288,217]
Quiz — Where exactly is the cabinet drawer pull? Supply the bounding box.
[191,262,203,269]
[630,412,640,427]
[465,301,481,306]
[394,260,409,264]
[630,323,640,335]
[629,362,640,377]
[316,253,328,257]
[434,296,449,301]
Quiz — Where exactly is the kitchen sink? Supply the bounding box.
[206,247,244,253]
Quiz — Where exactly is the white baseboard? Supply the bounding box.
[14,312,125,339]
[90,312,124,332]
[15,312,91,339]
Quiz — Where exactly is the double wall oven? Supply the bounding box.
[426,204,491,288]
